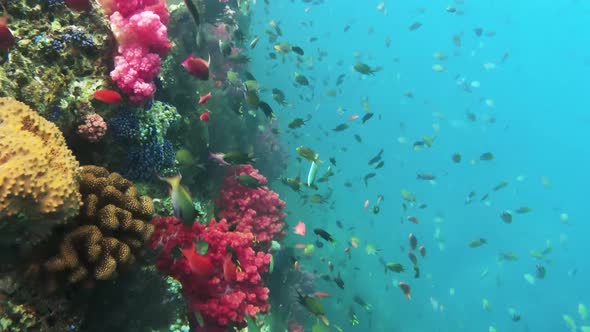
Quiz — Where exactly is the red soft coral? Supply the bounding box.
[216,164,287,246]
[150,217,271,329]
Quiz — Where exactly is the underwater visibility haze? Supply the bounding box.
[0,0,588,331]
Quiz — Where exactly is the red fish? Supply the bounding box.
[180,242,214,278]
[295,243,307,249]
[313,292,331,298]
[199,111,210,122]
[409,233,417,250]
[93,89,122,104]
[182,53,210,80]
[419,245,426,257]
[65,0,92,11]
[0,1,14,50]
[222,255,237,281]
[399,282,411,299]
[348,114,359,122]
[198,92,212,104]
[407,215,420,224]
[293,221,306,236]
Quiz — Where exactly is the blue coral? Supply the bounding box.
[123,134,175,180]
[47,0,65,8]
[61,27,95,49]
[108,109,140,142]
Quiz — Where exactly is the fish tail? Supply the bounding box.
[158,173,182,190]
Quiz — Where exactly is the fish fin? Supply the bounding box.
[158,173,182,189]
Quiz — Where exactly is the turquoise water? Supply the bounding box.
[250,1,589,331]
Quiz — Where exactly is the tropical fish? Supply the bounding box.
[314,228,335,243]
[236,174,263,188]
[333,273,344,289]
[385,262,405,273]
[295,73,310,86]
[93,89,122,104]
[451,153,462,163]
[480,152,494,161]
[258,101,275,119]
[579,303,588,320]
[361,112,374,123]
[182,53,210,80]
[408,22,422,31]
[292,46,305,55]
[363,172,376,186]
[409,233,418,250]
[399,282,411,299]
[353,295,373,312]
[563,314,576,331]
[515,206,532,214]
[482,298,492,312]
[181,241,214,278]
[416,173,436,180]
[293,221,306,236]
[296,146,321,163]
[221,151,256,165]
[408,252,418,265]
[419,246,426,257]
[493,180,510,191]
[159,174,198,225]
[500,210,513,223]
[198,92,212,104]
[307,161,319,187]
[333,123,349,132]
[296,290,329,326]
[289,116,311,129]
[401,189,416,202]
[354,63,379,75]
[469,238,487,248]
[498,252,519,262]
[0,1,13,50]
[199,111,210,122]
[65,0,91,11]
[249,36,260,49]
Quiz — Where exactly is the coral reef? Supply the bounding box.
[217,164,287,247]
[0,1,113,132]
[106,0,171,103]
[0,98,81,224]
[77,113,107,142]
[150,216,271,330]
[29,165,154,291]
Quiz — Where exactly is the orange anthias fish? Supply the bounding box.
[182,53,210,80]
[222,254,237,281]
[180,242,214,278]
[198,92,212,104]
[0,1,14,50]
[313,292,331,298]
[93,89,123,104]
[399,282,411,299]
[294,221,306,236]
[199,111,210,122]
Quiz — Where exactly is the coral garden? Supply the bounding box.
[0,0,302,331]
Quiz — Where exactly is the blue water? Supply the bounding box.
[249,0,590,331]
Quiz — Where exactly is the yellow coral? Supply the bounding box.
[0,98,81,222]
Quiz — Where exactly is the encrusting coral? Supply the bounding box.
[32,166,155,290]
[0,97,81,223]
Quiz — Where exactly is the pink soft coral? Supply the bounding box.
[150,217,271,330]
[105,0,170,103]
[217,164,287,247]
